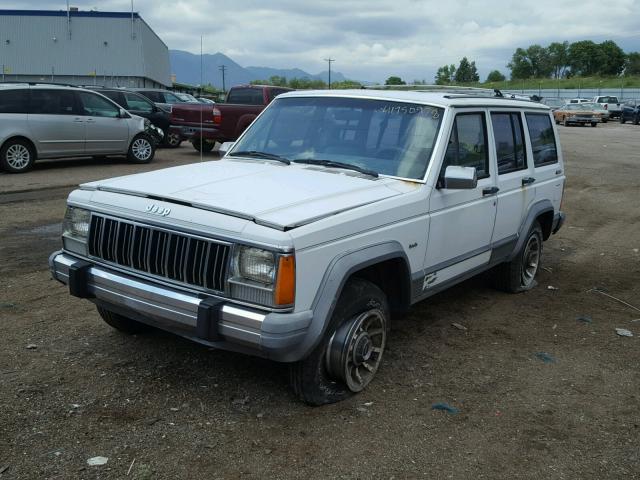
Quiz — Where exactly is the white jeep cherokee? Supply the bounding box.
[50,89,566,405]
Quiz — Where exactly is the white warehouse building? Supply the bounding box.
[0,9,170,88]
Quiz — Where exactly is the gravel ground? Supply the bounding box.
[1,124,639,479]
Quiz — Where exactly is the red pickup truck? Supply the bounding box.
[169,85,293,152]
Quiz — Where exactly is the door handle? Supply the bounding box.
[73,118,83,123]
[86,119,96,124]
[482,186,499,195]
[522,177,536,186]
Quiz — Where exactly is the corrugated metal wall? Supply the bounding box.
[0,12,170,86]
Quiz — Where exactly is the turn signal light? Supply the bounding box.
[274,256,295,306]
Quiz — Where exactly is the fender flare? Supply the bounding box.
[507,199,554,261]
[263,241,410,362]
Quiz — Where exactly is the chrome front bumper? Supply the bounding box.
[49,252,312,361]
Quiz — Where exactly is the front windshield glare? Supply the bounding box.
[230,97,445,180]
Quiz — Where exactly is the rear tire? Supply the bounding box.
[620,116,626,124]
[191,139,215,153]
[289,278,389,406]
[634,115,639,125]
[127,134,155,164]
[0,138,36,173]
[493,222,543,293]
[591,122,597,127]
[97,306,152,334]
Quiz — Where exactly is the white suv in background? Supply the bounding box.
[50,88,565,405]
[0,84,158,173]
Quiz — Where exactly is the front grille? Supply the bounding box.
[88,215,230,292]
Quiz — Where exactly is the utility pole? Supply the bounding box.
[219,65,227,93]
[324,58,334,89]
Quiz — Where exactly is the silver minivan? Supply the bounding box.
[0,84,157,173]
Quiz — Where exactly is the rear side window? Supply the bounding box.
[227,88,264,105]
[124,92,154,113]
[0,89,29,113]
[99,91,126,108]
[525,113,558,167]
[77,92,120,118]
[442,113,489,179]
[140,91,161,103]
[30,89,78,115]
[491,112,527,174]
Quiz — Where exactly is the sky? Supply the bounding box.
[6,1,640,82]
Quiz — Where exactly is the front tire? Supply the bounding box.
[289,278,389,406]
[0,138,36,173]
[494,222,543,293]
[591,122,597,127]
[163,131,182,148]
[97,306,152,334]
[127,134,155,164]
[620,116,626,124]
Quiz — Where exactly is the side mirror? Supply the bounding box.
[118,108,129,118]
[219,141,235,156]
[442,165,477,189]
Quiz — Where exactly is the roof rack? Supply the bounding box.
[363,84,542,103]
[0,81,82,88]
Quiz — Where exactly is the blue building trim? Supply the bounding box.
[0,10,140,19]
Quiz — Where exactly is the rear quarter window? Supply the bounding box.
[0,89,29,113]
[525,113,558,167]
[227,88,264,105]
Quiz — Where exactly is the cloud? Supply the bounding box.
[4,0,640,82]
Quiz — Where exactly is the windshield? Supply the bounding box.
[230,97,444,180]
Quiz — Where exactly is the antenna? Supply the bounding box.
[66,0,71,39]
[200,35,204,163]
[131,0,136,40]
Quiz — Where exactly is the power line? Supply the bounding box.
[324,58,335,89]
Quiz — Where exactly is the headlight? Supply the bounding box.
[62,206,91,256]
[229,246,295,307]
[235,247,275,284]
[63,206,90,239]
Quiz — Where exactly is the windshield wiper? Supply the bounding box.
[293,159,378,178]
[229,150,291,165]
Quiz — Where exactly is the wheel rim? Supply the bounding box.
[521,234,541,286]
[326,309,386,392]
[167,133,180,146]
[6,144,30,169]
[132,138,152,160]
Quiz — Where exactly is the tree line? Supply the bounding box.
[429,39,640,85]
[250,75,362,89]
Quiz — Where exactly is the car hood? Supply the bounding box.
[81,158,416,230]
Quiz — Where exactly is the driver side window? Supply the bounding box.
[441,112,489,179]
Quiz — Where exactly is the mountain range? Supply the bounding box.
[169,50,347,88]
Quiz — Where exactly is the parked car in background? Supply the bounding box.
[175,93,200,103]
[553,103,604,127]
[0,84,157,173]
[592,95,622,119]
[541,98,564,111]
[130,88,190,113]
[169,84,293,152]
[620,100,640,125]
[88,87,182,147]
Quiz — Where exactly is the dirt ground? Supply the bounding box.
[1,125,639,480]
